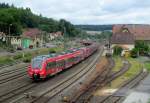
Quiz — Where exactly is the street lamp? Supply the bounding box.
[9,24,12,36]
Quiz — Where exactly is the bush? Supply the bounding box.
[23,56,32,63]
[135,41,150,55]
[24,53,32,57]
[48,47,64,53]
[13,54,22,60]
[131,48,138,58]
[113,46,123,56]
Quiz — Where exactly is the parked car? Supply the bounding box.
[17,46,23,50]
[29,45,33,49]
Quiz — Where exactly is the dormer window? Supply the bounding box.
[122,28,129,33]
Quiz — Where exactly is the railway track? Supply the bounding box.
[71,59,130,103]
[0,66,28,77]
[16,47,103,103]
[0,46,104,103]
[0,82,36,103]
[0,66,28,85]
[99,69,148,103]
[70,58,115,103]
[0,61,22,70]
[27,49,103,103]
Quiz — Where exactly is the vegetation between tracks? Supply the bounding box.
[144,62,150,72]
[112,58,142,88]
[95,57,142,96]
[0,56,13,65]
[112,56,123,72]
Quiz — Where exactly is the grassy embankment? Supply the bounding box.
[0,47,64,65]
[110,57,142,88]
[112,56,123,72]
[137,56,150,72]
[144,62,150,72]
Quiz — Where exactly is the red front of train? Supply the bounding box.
[27,43,98,80]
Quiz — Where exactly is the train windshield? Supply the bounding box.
[31,58,43,69]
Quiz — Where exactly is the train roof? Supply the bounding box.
[33,54,57,60]
[33,47,83,61]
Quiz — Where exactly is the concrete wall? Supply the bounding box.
[11,38,22,47]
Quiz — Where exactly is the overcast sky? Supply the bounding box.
[1,0,150,24]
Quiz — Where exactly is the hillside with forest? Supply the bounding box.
[0,3,80,37]
[75,25,113,31]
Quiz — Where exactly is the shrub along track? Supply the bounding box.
[0,46,104,103]
[70,59,130,103]
[99,69,148,103]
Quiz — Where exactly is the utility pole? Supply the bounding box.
[63,27,66,50]
[64,27,66,38]
[9,24,12,36]
[8,24,12,46]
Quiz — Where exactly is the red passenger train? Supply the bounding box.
[27,43,98,80]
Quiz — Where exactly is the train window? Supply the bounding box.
[56,60,65,67]
[46,61,56,70]
[31,59,43,69]
[75,56,80,61]
[65,57,75,64]
[72,57,75,62]
[68,58,71,62]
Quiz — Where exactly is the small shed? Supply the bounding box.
[22,38,31,48]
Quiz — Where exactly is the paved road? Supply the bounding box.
[123,74,150,103]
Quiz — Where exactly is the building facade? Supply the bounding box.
[111,24,150,56]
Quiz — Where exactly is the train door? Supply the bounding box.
[81,49,85,60]
[73,53,80,64]
[46,61,56,76]
[56,60,65,72]
[65,56,74,69]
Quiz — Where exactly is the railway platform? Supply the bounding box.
[123,74,150,103]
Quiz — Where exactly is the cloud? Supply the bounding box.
[0,0,150,24]
[100,0,150,12]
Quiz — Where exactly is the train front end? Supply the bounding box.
[28,57,46,80]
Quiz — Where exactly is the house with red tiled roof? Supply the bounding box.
[111,24,150,56]
[112,24,150,41]
[22,28,43,48]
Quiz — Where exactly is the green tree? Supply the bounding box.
[0,3,82,37]
[113,46,123,56]
[135,41,150,55]
[131,48,139,58]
